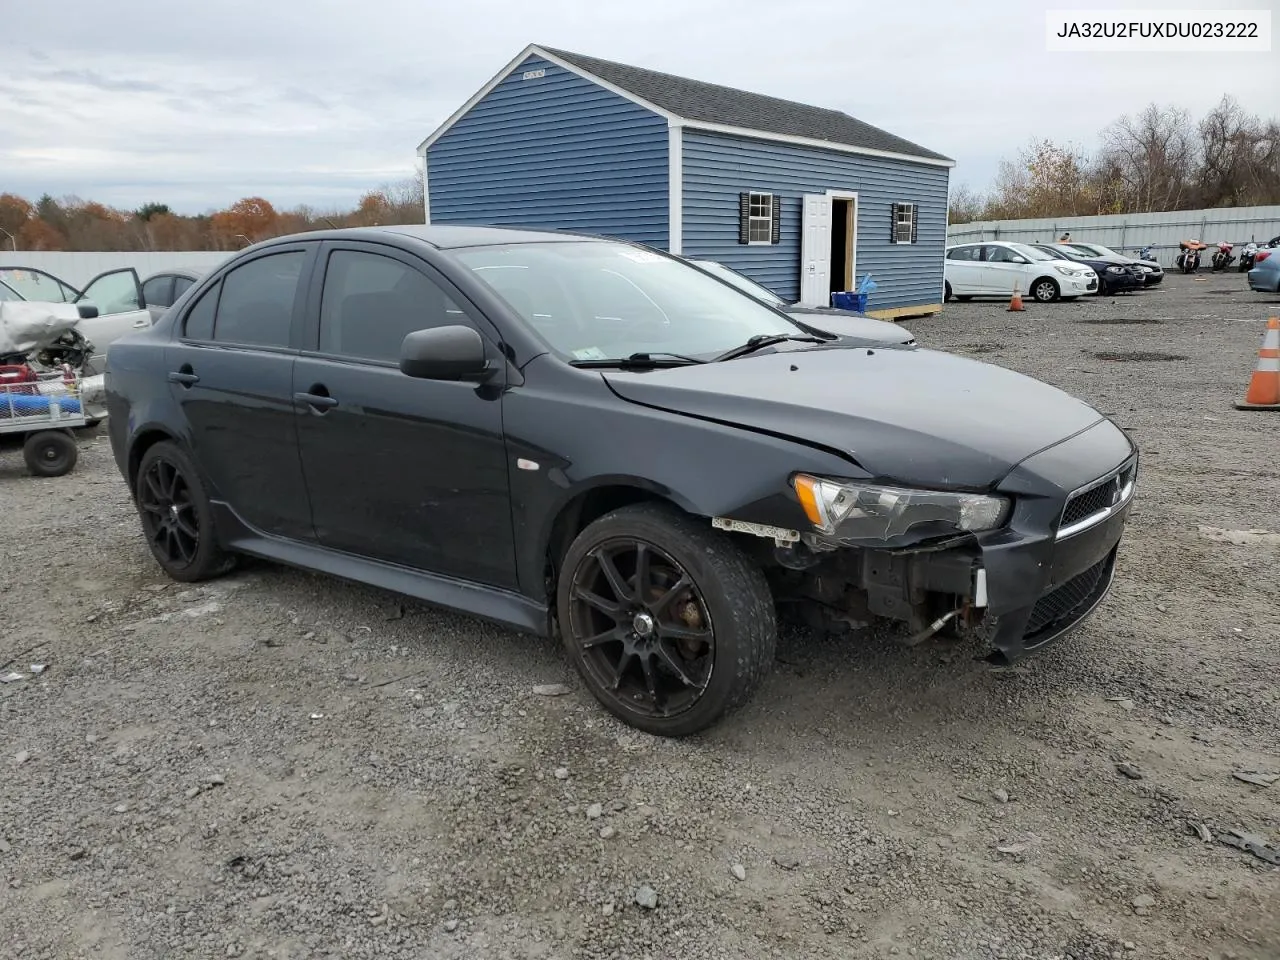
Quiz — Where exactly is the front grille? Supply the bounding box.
[1060,460,1137,532]
[1025,551,1115,637]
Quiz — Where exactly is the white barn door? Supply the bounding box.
[799,193,832,307]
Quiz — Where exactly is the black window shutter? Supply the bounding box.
[890,202,899,243]
[738,193,750,244]
[910,203,918,243]
[770,195,781,244]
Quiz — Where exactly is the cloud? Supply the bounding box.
[1,0,1276,212]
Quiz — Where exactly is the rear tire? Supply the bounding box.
[23,430,77,477]
[135,440,236,582]
[944,281,953,302]
[556,503,777,737]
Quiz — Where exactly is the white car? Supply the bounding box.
[0,266,150,367]
[944,241,1098,303]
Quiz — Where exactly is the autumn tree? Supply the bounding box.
[210,196,279,247]
[0,193,32,247]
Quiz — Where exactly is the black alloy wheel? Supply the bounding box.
[134,441,235,581]
[558,504,776,737]
[569,537,715,720]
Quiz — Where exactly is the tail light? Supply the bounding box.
[1257,251,1271,262]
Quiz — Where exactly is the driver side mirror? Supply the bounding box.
[1011,257,1029,264]
[399,325,494,382]
[76,302,100,319]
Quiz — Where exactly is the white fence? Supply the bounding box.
[0,251,233,290]
[947,205,1280,266]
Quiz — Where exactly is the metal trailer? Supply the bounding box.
[0,369,89,477]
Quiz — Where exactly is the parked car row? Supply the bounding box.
[943,240,1162,304]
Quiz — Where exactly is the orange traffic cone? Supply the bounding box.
[1008,285,1025,312]
[1234,316,1280,411]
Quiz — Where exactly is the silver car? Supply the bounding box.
[141,268,205,324]
[686,258,916,346]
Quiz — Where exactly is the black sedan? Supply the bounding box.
[104,225,1138,737]
[1031,244,1143,295]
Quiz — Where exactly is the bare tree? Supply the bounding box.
[1099,104,1196,212]
[947,182,985,224]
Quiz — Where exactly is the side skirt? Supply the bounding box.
[210,503,550,638]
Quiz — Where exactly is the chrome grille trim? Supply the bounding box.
[1056,458,1138,541]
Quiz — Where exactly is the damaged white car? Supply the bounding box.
[0,266,150,370]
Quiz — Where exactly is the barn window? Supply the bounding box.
[738,192,782,245]
[892,202,917,244]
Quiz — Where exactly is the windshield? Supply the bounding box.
[689,259,787,307]
[1068,243,1109,257]
[1009,243,1055,262]
[0,280,22,301]
[450,241,805,361]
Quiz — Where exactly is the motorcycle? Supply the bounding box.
[1175,239,1206,273]
[1239,242,1259,272]
[1210,242,1235,271]
[1138,245,1157,263]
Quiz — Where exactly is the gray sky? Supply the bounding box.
[2,0,1277,214]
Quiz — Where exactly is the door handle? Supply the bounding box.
[294,391,338,411]
[133,318,151,328]
[168,371,199,387]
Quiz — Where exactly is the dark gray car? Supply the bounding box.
[105,225,1138,738]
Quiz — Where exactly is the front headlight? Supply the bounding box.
[792,474,1010,546]
[1051,265,1079,277]
[1106,266,1125,274]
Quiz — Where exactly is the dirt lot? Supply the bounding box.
[2,270,1279,960]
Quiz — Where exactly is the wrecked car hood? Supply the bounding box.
[0,301,82,357]
[602,346,1108,489]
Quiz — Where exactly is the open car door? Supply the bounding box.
[74,268,150,366]
[0,266,81,302]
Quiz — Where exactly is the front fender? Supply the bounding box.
[502,359,863,596]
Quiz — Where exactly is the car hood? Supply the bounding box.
[783,308,916,345]
[602,346,1108,489]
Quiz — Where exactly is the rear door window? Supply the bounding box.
[212,251,305,348]
[142,275,174,308]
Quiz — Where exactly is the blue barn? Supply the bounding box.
[417,44,954,320]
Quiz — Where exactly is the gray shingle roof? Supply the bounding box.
[539,46,952,163]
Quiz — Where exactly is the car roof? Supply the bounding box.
[251,223,612,252]
[143,268,205,281]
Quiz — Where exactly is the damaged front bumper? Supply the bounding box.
[760,422,1138,663]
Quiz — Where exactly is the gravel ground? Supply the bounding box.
[2,270,1278,960]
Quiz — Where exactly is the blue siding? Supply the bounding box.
[428,56,670,249]
[681,130,950,311]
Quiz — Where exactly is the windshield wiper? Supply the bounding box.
[713,333,827,362]
[569,351,707,369]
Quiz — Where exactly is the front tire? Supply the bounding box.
[135,440,236,582]
[556,503,777,737]
[944,280,953,302]
[1031,277,1060,302]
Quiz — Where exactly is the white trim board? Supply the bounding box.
[416,44,955,169]
[667,121,683,254]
